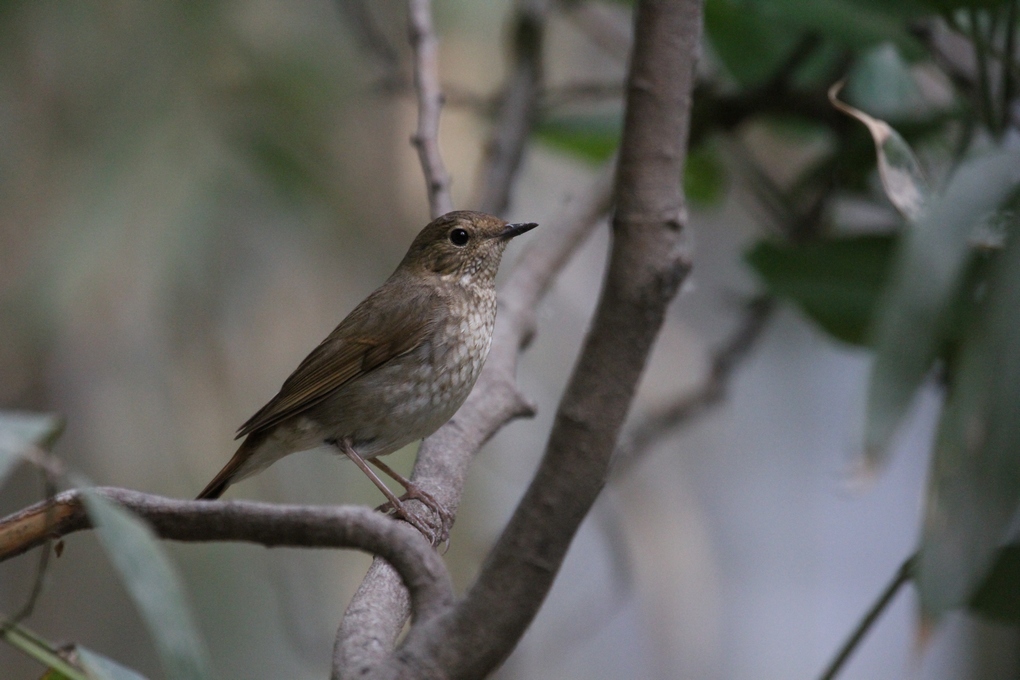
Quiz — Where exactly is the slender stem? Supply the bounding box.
[817,554,915,680]
[407,0,454,217]
[7,467,55,625]
[0,619,89,680]
[611,296,775,479]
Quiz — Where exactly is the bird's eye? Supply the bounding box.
[449,228,470,246]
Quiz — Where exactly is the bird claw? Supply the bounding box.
[376,487,452,547]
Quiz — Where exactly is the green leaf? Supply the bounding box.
[918,212,1020,619]
[40,671,76,680]
[745,235,895,346]
[79,487,212,680]
[534,114,621,163]
[971,543,1020,623]
[684,145,728,207]
[0,411,64,487]
[705,0,800,86]
[706,0,925,84]
[845,43,925,121]
[768,0,926,54]
[864,150,1020,470]
[77,646,150,680]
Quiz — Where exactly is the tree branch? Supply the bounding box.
[817,554,915,680]
[407,0,454,218]
[473,0,549,216]
[0,488,454,625]
[377,1,701,677]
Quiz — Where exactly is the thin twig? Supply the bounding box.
[611,296,775,480]
[474,0,549,216]
[407,0,454,218]
[817,554,915,680]
[7,465,57,625]
[560,0,632,62]
[539,81,625,112]
[371,76,492,112]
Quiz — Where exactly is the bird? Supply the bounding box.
[196,210,537,542]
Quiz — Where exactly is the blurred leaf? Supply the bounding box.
[0,620,88,680]
[79,488,212,680]
[534,114,621,163]
[918,212,1020,619]
[746,235,895,345]
[830,82,931,220]
[845,43,925,121]
[788,39,847,89]
[685,145,728,206]
[705,0,800,86]
[769,0,926,54]
[244,134,322,199]
[0,411,64,487]
[77,646,150,680]
[707,0,925,84]
[971,542,1020,623]
[864,150,1020,470]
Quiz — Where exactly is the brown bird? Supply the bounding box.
[197,211,537,541]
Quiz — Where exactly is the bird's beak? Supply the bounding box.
[498,222,539,240]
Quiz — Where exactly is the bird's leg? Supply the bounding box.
[369,457,453,532]
[330,438,437,544]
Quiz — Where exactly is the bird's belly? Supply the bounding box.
[309,341,487,459]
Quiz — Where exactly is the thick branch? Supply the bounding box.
[473,0,549,216]
[0,488,453,624]
[386,1,701,677]
[407,0,454,218]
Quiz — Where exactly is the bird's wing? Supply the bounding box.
[236,284,444,438]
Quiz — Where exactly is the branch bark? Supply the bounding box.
[366,1,701,677]
[0,488,453,625]
[407,0,454,218]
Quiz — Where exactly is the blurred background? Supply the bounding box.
[1,0,1019,678]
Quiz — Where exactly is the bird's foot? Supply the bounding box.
[385,499,444,545]
[377,485,452,546]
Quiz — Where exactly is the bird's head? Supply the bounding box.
[399,210,538,284]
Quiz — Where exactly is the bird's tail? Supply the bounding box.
[196,432,267,500]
